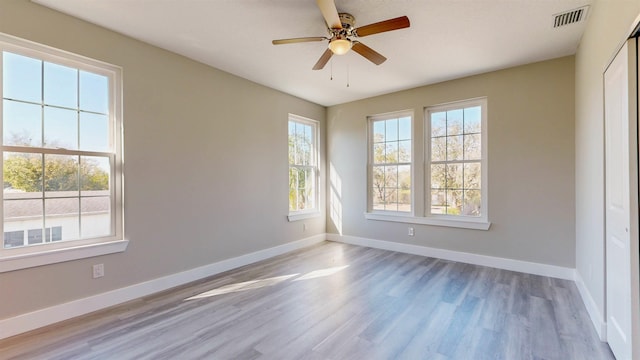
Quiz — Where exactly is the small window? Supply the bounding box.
[288,115,319,219]
[368,111,413,213]
[426,98,487,220]
[0,33,125,271]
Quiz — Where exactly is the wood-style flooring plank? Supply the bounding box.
[0,242,614,360]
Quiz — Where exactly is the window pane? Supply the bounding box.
[79,112,109,152]
[3,100,42,146]
[372,166,385,208]
[398,140,411,162]
[431,112,446,137]
[304,168,315,209]
[464,106,481,134]
[79,71,109,114]
[447,109,463,136]
[431,164,446,189]
[447,135,463,161]
[384,165,397,188]
[446,164,463,190]
[288,167,298,211]
[463,190,481,216]
[373,143,386,164]
[385,142,398,163]
[431,137,446,161]
[45,198,79,242]
[81,196,111,238]
[464,134,481,160]
[44,107,78,149]
[385,119,398,142]
[44,154,79,197]
[447,190,463,215]
[3,152,43,194]
[81,156,110,192]
[464,163,481,189]
[430,190,447,214]
[398,165,411,212]
[373,121,385,142]
[398,117,411,140]
[3,52,42,103]
[44,62,78,108]
[372,185,385,210]
[384,188,397,211]
[4,199,43,249]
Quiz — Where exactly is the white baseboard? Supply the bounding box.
[574,270,607,341]
[327,233,576,280]
[0,234,326,340]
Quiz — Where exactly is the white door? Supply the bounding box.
[604,38,638,360]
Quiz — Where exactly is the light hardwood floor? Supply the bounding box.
[0,242,614,360]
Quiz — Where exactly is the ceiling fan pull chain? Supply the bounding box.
[330,58,333,80]
[346,63,350,88]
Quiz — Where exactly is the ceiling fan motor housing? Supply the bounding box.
[338,13,355,29]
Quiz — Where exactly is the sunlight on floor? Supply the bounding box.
[184,264,350,301]
[294,265,349,281]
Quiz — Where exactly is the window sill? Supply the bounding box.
[0,239,129,273]
[288,211,321,222]
[364,213,491,230]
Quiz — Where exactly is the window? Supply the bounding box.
[365,98,489,230]
[288,114,319,220]
[427,98,486,219]
[0,33,125,272]
[368,111,412,213]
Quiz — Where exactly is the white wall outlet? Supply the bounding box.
[408,227,415,236]
[93,263,104,279]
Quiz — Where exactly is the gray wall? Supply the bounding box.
[0,0,326,319]
[327,56,576,267]
[575,0,640,334]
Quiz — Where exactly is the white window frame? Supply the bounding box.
[0,33,127,272]
[287,114,320,222]
[424,97,489,227]
[365,98,490,230]
[366,110,414,215]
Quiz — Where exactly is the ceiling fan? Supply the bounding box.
[272,0,410,70]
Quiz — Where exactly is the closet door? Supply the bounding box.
[604,37,639,360]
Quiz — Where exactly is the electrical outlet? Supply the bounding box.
[93,264,104,279]
[408,227,414,236]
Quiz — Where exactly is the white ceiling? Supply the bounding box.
[34,0,591,107]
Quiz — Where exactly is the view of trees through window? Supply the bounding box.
[429,105,482,216]
[288,117,317,213]
[371,114,411,212]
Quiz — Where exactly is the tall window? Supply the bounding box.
[288,115,319,217]
[0,34,123,262]
[426,98,486,219]
[368,111,412,213]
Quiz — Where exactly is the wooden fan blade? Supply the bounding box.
[355,16,410,37]
[316,0,342,29]
[313,48,333,70]
[272,37,326,45]
[352,42,386,65]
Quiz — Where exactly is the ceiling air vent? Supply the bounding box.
[553,6,589,28]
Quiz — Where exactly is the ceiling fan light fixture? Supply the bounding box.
[328,37,352,55]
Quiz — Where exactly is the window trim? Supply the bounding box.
[366,110,414,215]
[287,114,320,221]
[0,32,126,272]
